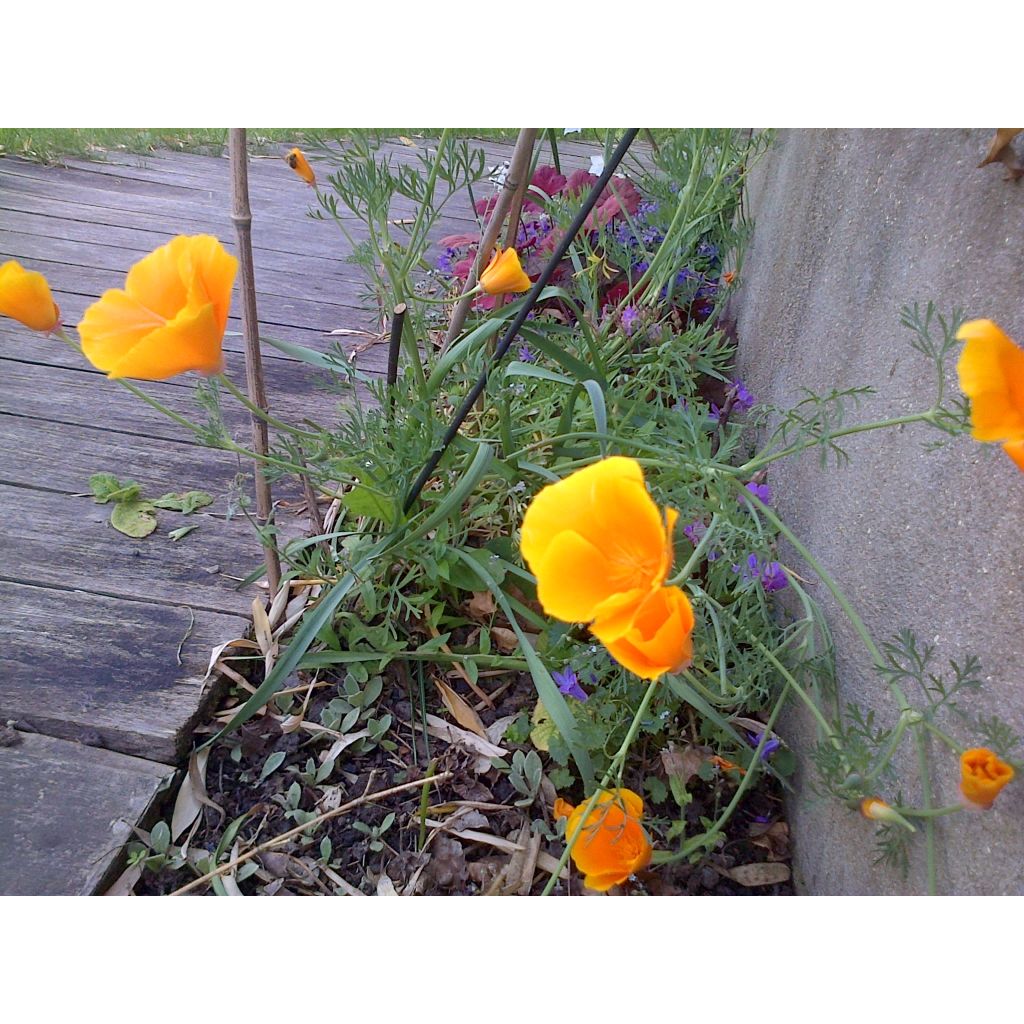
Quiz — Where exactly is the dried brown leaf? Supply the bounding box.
[434,679,487,738]
[725,862,791,887]
[490,626,519,654]
[466,591,496,621]
[661,742,706,787]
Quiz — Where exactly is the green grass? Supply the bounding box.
[0,128,623,165]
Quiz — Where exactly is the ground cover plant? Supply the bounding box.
[3,128,1019,895]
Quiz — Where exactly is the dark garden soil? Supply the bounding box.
[137,656,792,896]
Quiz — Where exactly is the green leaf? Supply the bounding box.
[451,548,594,786]
[168,524,199,542]
[150,821,170,855]
[259,751,286,781]
[89,472,139,505]
[153,490,213,514]
[344,484,395,526]
[504,362,574,385]
[110,500,157,538]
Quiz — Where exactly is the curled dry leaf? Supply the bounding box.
[424,713,508,771]
[170,748,222,841]
[490,626,519,654]
[435,678,487,738]
[204,637,259,680]
[724,862,791,887]
[466,591,496,621]
[749,820,790,861]
[661,742,707,788]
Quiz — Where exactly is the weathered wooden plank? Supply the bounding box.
[0,354,366,443]
[0,482,264,614]
[0,730,173,894]
[0,209,366,283]
[0,161,481,231]
[1,580,245,761]
[0,186,378,264]
[0,411,242,497]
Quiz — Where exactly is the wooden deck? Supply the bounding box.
[0,135,610,894]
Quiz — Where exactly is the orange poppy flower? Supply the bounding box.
[78,235,237,381]
[956,319,1024,470]
[520,457,693,680]
[555,788,652,892]
[593,584,694,680]
[859,797,915,831]
[959,748,1014,809]
[722,271,736,286]
[479,247,532,296]
[286,148,316,187]
[0,259,60,333]
[711,755,746,776]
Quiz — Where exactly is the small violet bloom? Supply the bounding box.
[747,730,781,761]
[552,667,588,702]
[621,305,639,336]
[760,561,788,593]
[517,343,536,363]
[742,481,772,505]
[731,553,788,593]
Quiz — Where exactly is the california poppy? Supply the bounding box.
[555,788,652,892]
[520,457,693,680]
[593,584,694,680]
[859,797,915,831]
[959,748,1014,809]
[956,319,1024,470]
[0,260,60,333]
[78,235,237,381]
[478,247,532,296]
[286,148,316,187]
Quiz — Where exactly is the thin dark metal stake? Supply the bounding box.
[402,129,640,514]
[386,302,407,415]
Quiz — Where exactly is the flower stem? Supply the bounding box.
[216,374,321,440]
[668,513,719,585]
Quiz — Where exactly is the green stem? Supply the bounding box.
[898,804,962,819]
[216,374,320,440]
[739,411,938,476]
[921,720,964,754]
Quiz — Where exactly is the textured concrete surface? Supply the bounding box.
[732,129,1024,895]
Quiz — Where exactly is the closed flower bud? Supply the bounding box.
[860,797,916,832]
[959,748,1014,810]
[286,148,316,187]
[0,260,60,333]
[478,247,532,296]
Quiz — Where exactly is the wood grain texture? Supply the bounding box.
[0,730,173,894]
[0,580,245,761]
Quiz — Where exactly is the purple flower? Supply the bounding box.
[731,553,788,592]
[552,667,588,702]
[632,259,649,274]
[637,199,659,217]
[435,247,457,275]
[621,305,639,336]
[675,267,698,288]
[697,241,719,262]
[731,380,755,413]
[683,521,706,546]
[742,481,772,506]
[517,344,536,363]
[747,729,781,760]
[760,561,788,593]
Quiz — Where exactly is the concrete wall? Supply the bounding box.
[731,129,1024,895]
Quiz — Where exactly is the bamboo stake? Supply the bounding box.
[439,128,539,353]
[229,128,281,597]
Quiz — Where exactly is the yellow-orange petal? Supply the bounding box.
[108,300,222,380]
[479,247,532,295]
[564,788,651,891]
[178,234,238,334]
[553,797,575,821]
[79,289,165,372]
[956,319,1024,442]
[286,148,316,186]
[597,585,694,680]
[959,747,1014,809]
[0,260,60,332]
[1002,440,1024,471]
[521,457,673,624]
